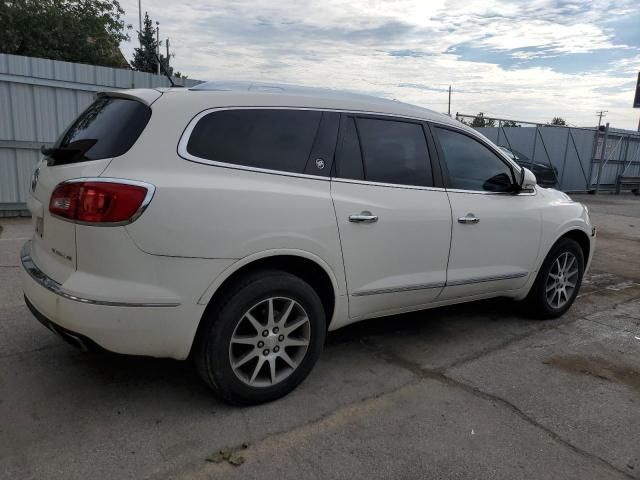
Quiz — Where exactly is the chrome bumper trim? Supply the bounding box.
[20,241,180,308]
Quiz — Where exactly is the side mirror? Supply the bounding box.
[483,172,514,192]
[519,167,537,191]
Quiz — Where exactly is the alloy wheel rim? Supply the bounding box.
[229,297,311,388]
[545,251,579,309]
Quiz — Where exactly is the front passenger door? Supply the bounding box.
[432,125,542,300]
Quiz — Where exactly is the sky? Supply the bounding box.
[118,0,640,129]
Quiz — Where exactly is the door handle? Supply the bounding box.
[458,214,480,224]
[349,211,378,224]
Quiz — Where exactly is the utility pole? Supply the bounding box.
[166,38,170,70]
[156,22,160,75]
[595,122,609,194]
[447,85,452,116]
[596,110,608,128]
[138,0,142,40]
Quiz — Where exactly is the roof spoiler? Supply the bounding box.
[97,89,163,106]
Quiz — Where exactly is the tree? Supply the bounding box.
[0,0,130,67]
[502,120,520,127]
[470,112,496,128]
[550,117,566,126]
[130,12,174,76]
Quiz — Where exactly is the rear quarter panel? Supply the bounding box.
[100,92,347,296]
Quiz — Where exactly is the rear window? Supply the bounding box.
[49,97,151,165]
[186,109,322,174]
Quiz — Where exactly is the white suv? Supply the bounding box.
[21,82,595,404]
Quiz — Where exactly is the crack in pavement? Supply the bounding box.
[581,316,640,336]
[359,336,638,480]
[153,374,423,480]
[0,344,56,360]
[170,295,640,480]
[173,322,637,480]
[444,319,574,371]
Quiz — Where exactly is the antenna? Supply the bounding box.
[153,51,180,88]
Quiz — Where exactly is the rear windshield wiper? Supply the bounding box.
[42,139,98,166]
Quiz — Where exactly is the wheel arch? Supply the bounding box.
[558,228,591,263]
[518,226,592,302]
[191,250,340,356]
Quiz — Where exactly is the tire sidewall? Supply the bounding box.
[204,271,326,404]
[534,238,585,317]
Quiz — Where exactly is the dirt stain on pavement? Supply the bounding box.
[544,354,640,392]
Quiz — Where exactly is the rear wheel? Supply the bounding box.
[525,238,584,319]
[195,270,326,405]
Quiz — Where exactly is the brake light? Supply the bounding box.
[49,181,151,224]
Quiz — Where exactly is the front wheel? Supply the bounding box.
[525,238,585,319]
[194,270,326,405]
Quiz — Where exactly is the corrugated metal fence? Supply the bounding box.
[589,128,640,189]
[455,113,640,193]
[0,53,202,214]
[476,125,596,192]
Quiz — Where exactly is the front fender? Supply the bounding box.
[535,190,594,274]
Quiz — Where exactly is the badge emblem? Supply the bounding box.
[315,158,325,170]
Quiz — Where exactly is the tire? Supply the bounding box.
[525,238,585,319]
[194,269,326,405]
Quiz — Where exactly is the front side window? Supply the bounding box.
[435,127,515,192]
[186,109,322,174]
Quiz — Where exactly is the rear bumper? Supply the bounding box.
[24,295,100,352]
[21,240,204,359]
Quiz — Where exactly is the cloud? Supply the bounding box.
[614,54,640,74]
[120,0,640,129]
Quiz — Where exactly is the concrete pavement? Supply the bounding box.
[1,194,639,479]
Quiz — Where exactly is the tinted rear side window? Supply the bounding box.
[53,97,151,164]
[186,109,322,174]
[355,118,432,187]
[334,117,364,180]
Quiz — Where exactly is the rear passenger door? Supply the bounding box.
[331,114,452,320]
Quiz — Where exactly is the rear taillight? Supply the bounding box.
[49,180,152,224]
